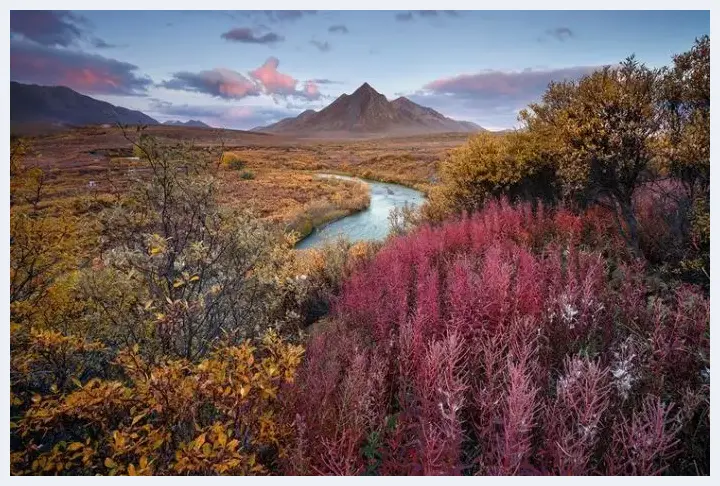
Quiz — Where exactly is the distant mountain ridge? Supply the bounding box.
[253,82,485,136]
[11,81,159,127]
[163,119,212,128]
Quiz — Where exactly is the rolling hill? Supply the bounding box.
[10,81,159,128]
[162,119,212,128]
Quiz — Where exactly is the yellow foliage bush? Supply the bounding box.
[221,152,247,170]
[9,135,311,476]
[12,331,303,475]
[424,131,556,220]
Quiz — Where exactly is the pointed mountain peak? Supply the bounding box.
[252,81,485,135]
[353,82,380,96]
[392,96,413,104]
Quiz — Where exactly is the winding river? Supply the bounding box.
[295,174,426,249]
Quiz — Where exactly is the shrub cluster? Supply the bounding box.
[222,152,248,171]
[283,200,709,475]
[11,330,303,475]
[424,131,557,221]
[10,134,315,475]
[425,37,709,286]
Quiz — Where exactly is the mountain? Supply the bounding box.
[163,119,212,128]
[390,96,484,132]
[262,109,317,132]
[253,82,485,136]
[10,81,159,127]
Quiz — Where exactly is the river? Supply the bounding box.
[295,174,426,249]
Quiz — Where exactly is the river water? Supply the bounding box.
[295,174,426,249]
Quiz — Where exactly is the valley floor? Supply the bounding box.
[18,125,471,238]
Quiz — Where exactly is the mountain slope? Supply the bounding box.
[390,96,483,132]
[163,119,212,128]
[11,81,159,127]
[254,83,484,136]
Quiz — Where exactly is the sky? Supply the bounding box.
[9,10,710,130]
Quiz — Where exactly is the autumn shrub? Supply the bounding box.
[290,238,380,326]
[283,199,709,475]
[424,131,558,221]
[222,152,247,171]
[658,36,709,284]
[425,39,708,282]
[10,141,101,399]
[630,178,709,289]
[388,203,423,238]
[10,134,311,476]
[11,331,303,475]
[81,136,305,360]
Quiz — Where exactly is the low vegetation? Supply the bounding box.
[222,152,248,171]
[285,200,709,475]
[216,164,371,241]
[426,36,709,288]
[10,134,375,475]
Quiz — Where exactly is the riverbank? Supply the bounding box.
[286,175,371,241]
[308,168,431,195]
[295,174,426,249]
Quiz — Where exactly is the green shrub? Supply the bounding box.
[222,152,247,170]
[240,170,255,180]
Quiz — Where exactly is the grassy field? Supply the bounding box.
[218,167,370,239]
[15,125,472,236]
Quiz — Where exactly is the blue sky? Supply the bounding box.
[10,10,709,130]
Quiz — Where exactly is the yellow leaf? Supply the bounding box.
[104,457,117,469]
[127,464,137,476]
[67,442,84,452]
[189,275,200,282]
[194,433,206,450]
[140,456,148,469]
[131,413,146,425]
[173,280,184,288]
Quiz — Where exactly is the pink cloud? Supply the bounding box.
[160,68,259,99]
[424,66,602,97]
[162,57,323,101]
[303,80,320,98]
[249,57,298,96]
[11,39,151,95]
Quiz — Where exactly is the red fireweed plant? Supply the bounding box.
[282,199,709,475]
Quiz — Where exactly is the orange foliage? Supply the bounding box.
[12,331,303,475]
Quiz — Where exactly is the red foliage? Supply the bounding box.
[283,199,709,475]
